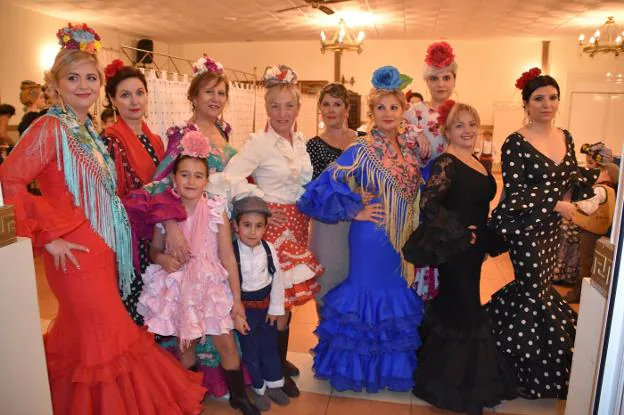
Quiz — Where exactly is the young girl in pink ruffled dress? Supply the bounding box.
[138,131,260,415]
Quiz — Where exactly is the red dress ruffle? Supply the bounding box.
[265,203,323,309]
[0,115,206,414]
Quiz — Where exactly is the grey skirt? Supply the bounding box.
[309,219,350,305]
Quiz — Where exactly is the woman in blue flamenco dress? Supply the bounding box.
[297,66,440,392]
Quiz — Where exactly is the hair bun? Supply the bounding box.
[20,80,39,90]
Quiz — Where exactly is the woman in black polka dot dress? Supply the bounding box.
[487,69,598,400]
[100,63,165,325]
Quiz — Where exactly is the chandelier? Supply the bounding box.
[578,16,623,57]
[320,18,365,54]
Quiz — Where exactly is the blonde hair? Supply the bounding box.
[367,88,407,120]
[19,81,43,110]
[441,103,480,137]
[601,163,619,185]
[44,49,103,105]
[264,84,301,112]
[423,62,458,81]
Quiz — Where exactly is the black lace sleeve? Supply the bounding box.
[402,154,472,266]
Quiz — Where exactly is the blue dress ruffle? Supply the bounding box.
[298,144,424,393]
[297,162,363,223]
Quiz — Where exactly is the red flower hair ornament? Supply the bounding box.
[104,59,126,81]
[515,67,542,91]
[425,42,455,68]
[436,99,456,126]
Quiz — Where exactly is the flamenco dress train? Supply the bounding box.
[487,131,598,399]
[298,135,425,393]
[403,154,517,414]
[0,111,205,414]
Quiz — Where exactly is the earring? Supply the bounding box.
[58,93,66,112]
[113,108,117,123]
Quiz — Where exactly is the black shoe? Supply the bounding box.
[284,359,300,377]
[229,395,261,415]
[224,369,261,415]
[282,375,300,398]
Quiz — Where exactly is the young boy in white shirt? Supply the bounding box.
[232,196,289,411]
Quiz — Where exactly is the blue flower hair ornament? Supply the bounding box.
[371,66,413,91]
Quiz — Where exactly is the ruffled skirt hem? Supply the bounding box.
[313,280,423,393]
[46,329,206,415]
[413,313,518,415]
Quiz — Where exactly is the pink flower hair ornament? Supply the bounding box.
[180,131,212,158]
[192,54,224,76]
[56,23,102,55]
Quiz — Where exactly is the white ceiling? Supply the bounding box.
[14,0,624,43]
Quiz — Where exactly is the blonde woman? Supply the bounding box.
[0,24,205,414]
[298,66,437,393]
[219,64,323,398]
[17,80,47,135]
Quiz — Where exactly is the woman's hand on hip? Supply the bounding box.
[268,207,288,228]
[354,202,385,225]
[44,238,89,272]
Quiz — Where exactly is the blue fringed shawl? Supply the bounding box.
[50,106,133,297]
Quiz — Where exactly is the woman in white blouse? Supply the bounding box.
[217,65,323,398]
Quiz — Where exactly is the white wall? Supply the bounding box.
[2,0,621,143]
[173,37,623,134]
[0,0,172,124]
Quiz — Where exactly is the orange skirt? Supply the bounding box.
[42,222,205,414]
[265,203,323,309]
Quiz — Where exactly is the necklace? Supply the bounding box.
[321,128,353,150]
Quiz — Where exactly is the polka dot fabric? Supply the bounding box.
[486,130,598,399]
[102,133,160,326]
[264,203,323,309]
[307,136,343,180]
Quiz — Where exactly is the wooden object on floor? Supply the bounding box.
[0,205,16,247]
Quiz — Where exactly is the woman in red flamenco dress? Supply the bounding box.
[0,24,206,414]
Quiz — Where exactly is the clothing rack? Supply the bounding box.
[120,45,257,83]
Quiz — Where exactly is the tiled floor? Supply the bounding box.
[34,248,574,415]
[34,173,578,415]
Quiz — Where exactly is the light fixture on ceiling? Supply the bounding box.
[578,16,623,57]
[320,18,364,54]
